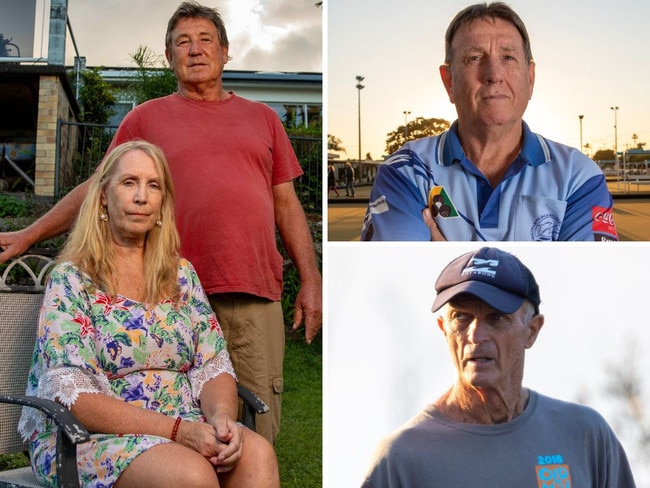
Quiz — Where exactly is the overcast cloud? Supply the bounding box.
[65,0,322,72]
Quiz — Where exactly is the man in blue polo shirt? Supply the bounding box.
[361,2,618,241]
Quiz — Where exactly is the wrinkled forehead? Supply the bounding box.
[452,16,525,50]
[110,150,161,180]
[170,16,218,38]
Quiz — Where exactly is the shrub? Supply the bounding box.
[0,195,27,217]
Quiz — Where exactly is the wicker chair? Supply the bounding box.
[0,255,267,488]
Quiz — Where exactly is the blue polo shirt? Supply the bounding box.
[361,121,618,241]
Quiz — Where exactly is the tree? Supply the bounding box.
[129,45,177,104]
[64,69,118,193]
[327,134,346,153]
[592,149,615,162]
[78,69,116,124]
[630,133,646,150]
[603,341,650,485]
[628,134,647,164]
[385,117,450,155]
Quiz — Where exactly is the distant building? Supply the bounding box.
[0,65,321,198]
[327,155,382,186]
[0,63,78,196]
[97,67,322,129]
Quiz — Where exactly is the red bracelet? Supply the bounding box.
[170,417,182,442]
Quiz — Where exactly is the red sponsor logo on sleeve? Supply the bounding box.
[592,206,618,239]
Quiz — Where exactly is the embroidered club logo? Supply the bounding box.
[530,214,561,241]
[428,186,458,218]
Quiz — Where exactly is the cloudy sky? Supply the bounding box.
[25,0,322,72]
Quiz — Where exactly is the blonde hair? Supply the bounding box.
[58,140,181,304]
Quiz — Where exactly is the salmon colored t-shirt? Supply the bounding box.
[106,93,303,300]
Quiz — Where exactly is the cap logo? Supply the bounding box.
[461,258,499,278]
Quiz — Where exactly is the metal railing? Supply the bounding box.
[290,136,322,213]
[56,121,322,213]
[55,120,117,197]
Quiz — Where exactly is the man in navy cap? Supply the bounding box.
[362,247,635,487]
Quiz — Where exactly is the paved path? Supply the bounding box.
[611,198,650,241]
[326,185,371,241]
[327,184,650,242]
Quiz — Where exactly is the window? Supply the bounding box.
[266,103,322,129]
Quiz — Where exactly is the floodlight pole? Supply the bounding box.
[578,115,584,153]
[611,106,619,172]
[403,110,411,139]
[356,75,365,167]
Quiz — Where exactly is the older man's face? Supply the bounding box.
[440,17,535,131]
[437,295,543,393]
[166,17,229,89]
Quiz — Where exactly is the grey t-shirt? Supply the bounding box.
[362,390,635,487]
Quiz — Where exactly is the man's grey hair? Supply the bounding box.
[165,1,230,53]
[444,2,534,65]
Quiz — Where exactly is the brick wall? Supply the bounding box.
[34,75,76,197]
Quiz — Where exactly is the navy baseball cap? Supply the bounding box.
[431,247,541,314]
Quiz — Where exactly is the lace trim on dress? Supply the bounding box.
[18,366,111,441]
[188,349,237,400]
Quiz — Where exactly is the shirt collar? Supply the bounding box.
[441,120,552,168]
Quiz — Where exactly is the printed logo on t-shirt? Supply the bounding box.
[427,186,458,218]
[535,454,572,487]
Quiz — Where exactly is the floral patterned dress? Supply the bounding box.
[18,259,236,488]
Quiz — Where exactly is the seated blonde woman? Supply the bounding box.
[19,140,279,488]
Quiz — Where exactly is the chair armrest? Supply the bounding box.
[0,395,89,488]
[236,384,269,432]
[0,395,90,444]
[1,389,267,483]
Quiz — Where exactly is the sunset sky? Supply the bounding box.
[328,0,650,161]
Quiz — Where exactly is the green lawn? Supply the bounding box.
[276,330,323,487]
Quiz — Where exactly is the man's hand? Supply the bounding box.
[0,229,34,264]
[422,208,447,241]
[293,278,322,345]
[0,180,90,264]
